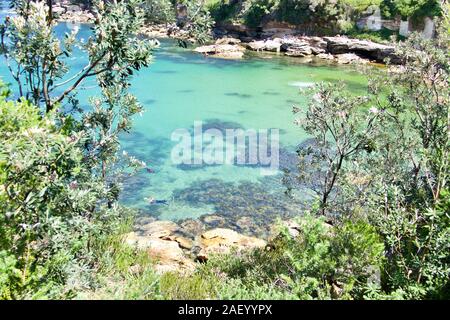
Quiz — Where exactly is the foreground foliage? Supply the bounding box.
[289,29,449,299]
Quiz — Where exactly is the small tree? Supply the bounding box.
[0,0,153,297]
[290,82,381,216]
[291,28,449,298]
[1,0,152,112]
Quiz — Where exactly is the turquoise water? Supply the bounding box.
[0,18,368,233]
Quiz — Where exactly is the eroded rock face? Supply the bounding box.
[215,33,400,64]
[281,42,313,57]
[196,228,266,262]
[125,220,195,274]
[323,36,399,63]
[146,238,195,274]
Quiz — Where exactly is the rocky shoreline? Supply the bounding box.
[194,35,401,64]
[124,216,305,274]
[52,3,400,65]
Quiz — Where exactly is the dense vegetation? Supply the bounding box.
[207,0,444,36]
[0,0,449,300]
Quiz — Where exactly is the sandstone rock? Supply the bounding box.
[323,36,399,63]
[125,232,195,274]
[137,220,179,238]
[162,235,194,250]
[196,228,266,261]
[146,238,195,274]
[135,215,156,226]
[263,38,283,52]
[281,42,313,57]
[194,44,245,59]
[336,53,369,64]
[180,219,205,237]
[268,220,301,240]
[317,53,335,60]
[52,6,66,16]
[243,40,266,51]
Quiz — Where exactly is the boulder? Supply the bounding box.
[124,231,195,274]
[52,5,66,16]
[137,220,179,238]
[196,228,266,261]
[66,4,83,12]
[179,219,205,238]
[162,235,194,250]
[146,238,195,274]
[336,53,369,64]
[317,53,335,60]
[243,40,266,51]
[281,42,313,57]
[194,44,246,59]
[243,38,282,52]
[263,38,283,52]
[323,36,400,63]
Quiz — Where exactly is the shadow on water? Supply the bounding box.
[153,70,178,74]
[177,89,194,93]
[224,92,252,99]
[262,90,281,96]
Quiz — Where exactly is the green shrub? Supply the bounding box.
[209,0,242,23]
[244,0,278,27]
[0,82,131,298]
[144,0,176,24]
[200,215,385,299]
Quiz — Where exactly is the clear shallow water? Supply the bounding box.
[0,18,368,233]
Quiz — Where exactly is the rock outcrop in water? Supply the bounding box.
[239,35,399,64]
[193,34,401,64]
[194,38,246,59]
